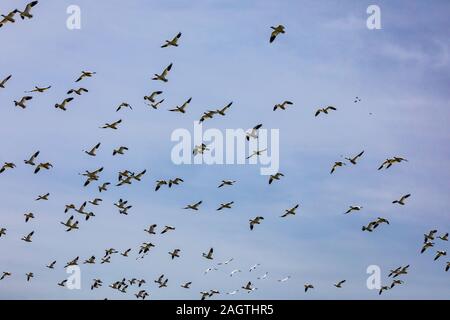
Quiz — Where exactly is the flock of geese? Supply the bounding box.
[0,2,448,300]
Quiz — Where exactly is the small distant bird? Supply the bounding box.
[445,262,450,272]
[25,272,33,282]
[168,178,184,188]
[241,281,257,292]
[249,264,260,272]
[334,280,346,288]
[54,97,74,111]
[193,143,209,155]
[304,284,314,292]
[230,269,241,277]
[181,281,192,289]
[67,88,88,95]
[17,1,39,20]
[168,249,181,259]
[218,258,234,265]
[249,216,264,230]
[169,97,192,113]
[88,198,102,206]
[424,230,438,243]
[421,241,434,254]
[121,249,131,257]
[330,161,345,174]
[434,250,447,261]
[273,100,293,111]
[214,102,232,116]
[144,224,157,235]
[116,102,132,112]
[269,25,285,43]
[269,172,284,184]
[0,11,18,28]
[34,162,53,174]
[438,233,448,241]
[75,71,96,82]
[184,200,202,211]
[281,204,299,218]
[101,119,122,130]
[345,151,364,164]
[26,85,51,93]
[378,157,408,170]
[390,279,404,289]
[161,225,175,234]
[0,162,16,174]
[58,280,67,287]
[0,75,12,89]
[257,272,268,280]
[113,146,128,156]
[315,106,337,117]
[246,148,267,159]
[24,212,35,222]
[84,142,101,156]
[153,63,173,82]
[21,231,34,242]
[202,248,214,260]
[96,182,110,193]
[392,194,411,205]
[14,96,33,109]
[218,180,236,188]
[345,206,363,214]
[24,151,39,166]
[354,96,362,103]
[278,276,291,282]
[246,124,263,141]
[0,228,6,237]
[217,201,234,211]
[144,91,163,103]
[0,272,12,281]
[155,180,167,191]
[46,261,56,269]
[35,193,49,201]
[149,98,164,109]
[161,32,182,48]
[379,286,389,295]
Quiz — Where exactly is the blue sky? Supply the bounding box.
[0,0,449,299]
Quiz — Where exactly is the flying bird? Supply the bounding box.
[161,32,182,48]
[24,151,39,166]
[16,1,39,20]
[84,142,101,156]
[75,71,96,82]
[345,206,363,214]
[246,124,263,141]
[217,201,234,211]
[26,85,51,93]
[218,180,235,188]
[153,63,173,82]
[281,204,299,218]
[67,88,88,95]
[54,97,74,111]
[14,96,33,109]
[273,100,293,111]
[330,161,345,174]
[345,151,364,164]
[116,102,132,112]
[392,194,411,205]
[169,97,192,113]
[0,75,12,88]
[334,280,346,288]
[249,216,264,230]
[269,25,285,43]
[315,106,337,117]
[269,172,284,184]
[101,119,122,129]
[184,200,202,211]
[202,248,214,260]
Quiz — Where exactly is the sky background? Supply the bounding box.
[0,0,449,299]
